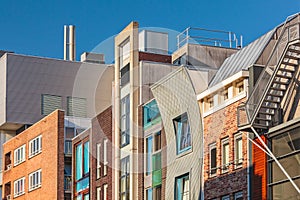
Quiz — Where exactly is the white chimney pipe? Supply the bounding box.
[63,25,76,61]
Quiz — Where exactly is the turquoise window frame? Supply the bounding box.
[75,144,82,180]
[173,113,192,155]
[175,173,189,200]
[146,136,153,175]
[144,100,161,129]
[83,141,89,175]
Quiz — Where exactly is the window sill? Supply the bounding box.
[176,147,193,158]
[28,150,42,159]
[14,160,25,167]
[14,192,25,198]
[29,185,41,192]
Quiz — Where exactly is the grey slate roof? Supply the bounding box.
[208,29,275,87]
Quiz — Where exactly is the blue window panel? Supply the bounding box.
[84,194,89,200]
[144,100,161,129]
[146,136,153,175]
[146,188,153,200]
[76,177,89,193]
[84,141,89,174]
[76,194,82,200]
[76,144,82,180]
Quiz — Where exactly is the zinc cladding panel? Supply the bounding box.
[208,29,275,87]
[67,97,87,117]
[41,94,62,115]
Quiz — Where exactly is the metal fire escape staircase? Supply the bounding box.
[238,15,300,131]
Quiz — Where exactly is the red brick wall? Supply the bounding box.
[252,136,267,200]
[203,99,248,199]
[139,52,171,63]
[90,106,113,200]
[2,110,65,200]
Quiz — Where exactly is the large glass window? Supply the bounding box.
[175,174,189,200]
[120,156,130,200]
[209,143,217,176]
[83,141,89,175]
[173,113,191,154]
[121,95,130,147]
[76,144,83,180]
[146,136,153,175]
[269,128,300,199]
[144,100,161,129]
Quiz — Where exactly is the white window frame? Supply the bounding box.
[103,184,108,199]
[29,169,42,191]
[221,138,230,173]
[209,143,217,177]
[29,135,42,158]
[103,139,108,176]
[234,133,243,169]
[222,195,230,200]
[14,177,25,198]
[14,144,26,166]
[96,143,101,179]
[96,187,101,200]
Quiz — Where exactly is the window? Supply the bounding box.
[29,135,42,158]
[221,195,230,200]
[146,188,153,200]
[121,63,130,86]
[76,144,83,180]
[14,177,25,197]
[152,152,162,187]
[143,100,161,129]
[120,156,130,200]
[209,143,217,176]
[236,81,244,93]
[175,174,189,200]
[173,113,191,154]
[75,141,90,181]
[29,169,42,191]
[41,94,62,115]
[67,97,87,117]
[221,138,230,173]
[208,97,214,109]
[103,139,108,176]
[154,186,162,200]
[14,145,26,166]
[96,187,101,200]
[234,191,243,200]
[146,136,153,175]
[121,95,130,147]
[97,143,101,179]
[154,132,161,152]
[234,134,243,168]
[221,88,229,103]
[103,184,108,200]
[83,141,89,175]
[4,152,11,171]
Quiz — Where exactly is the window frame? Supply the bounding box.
[209,143,217,177]
[96,143,101,179]
[173,113,192,155]
[14,177,25,198]
[120,95,130,147]
[103,139,108,176]
[29,169,42,191]
[234,191,243,200]
[29,135,42,158]
[175,173,190,200]
[96,187,101,200]
[221,138,230,173]
[120,156,130,200]
[14,144,26,166]
[234,133,243,169]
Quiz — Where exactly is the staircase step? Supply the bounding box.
[273,80,290,85]
[267,93,283,98]
[288,48,300,54]
[281,61,298,66]
[258,111,275,115]
[261,104,277,109]
[284,55,300,60]
[270,87,286,91]
[256,117,272,121]
[275,74,292,79]
[253,123,269,129]
[264,98,281,103]
[278,67,295,73]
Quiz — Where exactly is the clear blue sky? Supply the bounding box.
[0,0,299,63]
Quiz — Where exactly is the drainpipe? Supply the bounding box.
[247,132,254,200]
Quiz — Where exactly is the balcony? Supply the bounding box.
[64,176,72,192]
[65,140,72,155]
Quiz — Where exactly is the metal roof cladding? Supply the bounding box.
[208,29,275,87]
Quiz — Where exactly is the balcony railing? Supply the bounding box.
[65,140,72,155]
[64,176,72,191]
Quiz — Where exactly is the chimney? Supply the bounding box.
[64,25,76,61]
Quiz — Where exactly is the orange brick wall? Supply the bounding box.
[203,99,248,199]
[2,110,65,200]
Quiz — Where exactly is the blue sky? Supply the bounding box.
[0,0,299,63]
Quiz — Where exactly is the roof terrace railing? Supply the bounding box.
[177,27,242,49]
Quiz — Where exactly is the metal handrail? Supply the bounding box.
[241,14,300,127]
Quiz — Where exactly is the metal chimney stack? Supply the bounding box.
[64,25,76,61]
